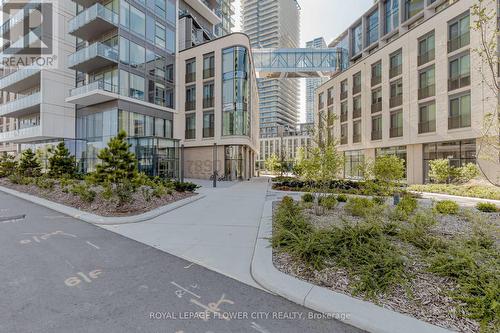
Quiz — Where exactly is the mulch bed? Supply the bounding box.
[0,179,195,217]
[272,202,500,333]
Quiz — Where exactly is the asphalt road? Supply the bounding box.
[0,191,364,333]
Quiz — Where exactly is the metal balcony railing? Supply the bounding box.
[389,127,403,138]
[448,32,470,53]
[371,101,382,113]
[340,112,348,123]
[203,68,214,79]
[417,49,435,66]
[185,129,196,139]
[418,121,436,133]
[340,90,348,100]
[389,64,402,79]
[203,128,214,138]
[185,100,196,111]
[371,131,382,140]
[418,84,435,99]
[390,94,403,108]
[185,72,196,83]
[353,108,362,119]
[352,84,361,95]
[371,75,381,86]
[327,96,334,105]
[352,134,361,143]
[340,136,348,145]
[448,74,470,91]
[448,115,471,129]
[203,97,214,109]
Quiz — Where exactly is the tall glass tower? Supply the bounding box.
[305,37,328,124]
[242,0,300,137]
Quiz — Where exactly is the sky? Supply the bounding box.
[233,0,374,122]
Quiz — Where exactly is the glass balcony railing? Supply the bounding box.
[68,42,118,71]
[0,92,40,117]
[69,80,118,97]
[69,3,118,37]
[0,66,41,91]
[0,125,41,142]
[1,0,39,37]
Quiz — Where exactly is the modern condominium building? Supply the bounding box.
[0,0,258,180]
[305,37,328,124]
[242,0,301,137]
[315,0,499,184]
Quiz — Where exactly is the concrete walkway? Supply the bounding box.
[100,177,269,289]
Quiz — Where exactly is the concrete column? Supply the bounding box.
[407,144,423,184]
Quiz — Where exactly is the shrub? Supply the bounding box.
[302,193,314,203]
[152,182,167,198]
[336,194,348,202]
[428,159,453,183]
[173,181,199,192]
[319,195,337,210]
[476,202,498,213]
[18,149,41,177]
[8,174,33,185]
[399,210,444,250]
[48,142,77,178]
[435,200,459,215]
[70,183,96,203]
[373,155,405,194]
[393,196,418,220]
[34,175,55,190]
[281,196,294,206]
[372,196,386,205]
[408,183,500,200]
[344,197,375,217]
[115,180,135,206]
[0,152,17,178]
[457,163,479,183]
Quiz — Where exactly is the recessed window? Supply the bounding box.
[371,61,382,86]
[449,94,471,129]
[418,32,435,66]
[418,66,435,99]
[371,115,382,140]
[449,53,470,91]
[389,50,403,78]
[371,88,382,113]
[366,10,379,45]
[390,79,403,108]
[185,113,196,139]
[419,103,436,133]
[404,0,424,21]
[203,111,214,138]
[185,85,196,111]
[390,110,403,137]
[353,120,361,143]
[185,59,196,83]
[384,0,399,34]
[448,14,470,53]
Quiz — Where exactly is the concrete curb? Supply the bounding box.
[0,185,205,225]
[250,196,454,333]
[409,190,500,205]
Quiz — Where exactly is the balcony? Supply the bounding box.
[418,121,436,133]
[389,65,402,79]
[448,74,470,91]
[0,125,41,143]
[68,43,118,73]
[390,95,403,108]
[371,75,381,86]
[371,130,382,141]
[352,84,361,95]
[0,66,40,93]
[67,80,118,106]
[418,84,435,100]
[448,115,471,130]
[340,90,348,100]
[71,0,101,8]
[371,101,382,113]
[69,4,118,41]
[417,49,435,66]
[0,92,40,118]
[203,97,214,109]
[390,127,403,138]
[448,32,470,53]
[186,100,196,111]
[353,108,361,119]
[184,0,222,26]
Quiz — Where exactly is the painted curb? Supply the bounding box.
[0,185,205,225]
[250,194,454,333]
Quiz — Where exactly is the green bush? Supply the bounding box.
[336,194,348,202]
[435,200,459,215]
[408,183,500,200]
[18,149,41,177]
[70,183,96,203]
[48,142,76,178]
[173,181,199,192]
[319,195,337,210]
[8,174,33,185]
[428,159,453,183]
[476,202,498,213]
[302,193,314,203]
[0,152,17,178]
[34,175,55,191]
[394,196,418,220]
[399,210,444,250]
[372,196,386,205]
[457,163,479,183]
[344,197,375,217]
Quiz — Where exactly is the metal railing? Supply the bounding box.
[418,84,435,99]
[448,74,470,91]
[448,32,470,53]
[185,100,196,111]
[0,66,41,91]
[340,136,348,145]
[203,68,214,79]
[352,134,361,143]
[371,101,382,113]
[371,131,382,140]
[371,75,381,86]
[448,115,470,129]
[185,72,196,83]
[203,128,214,138]
[417,49,435,66]
[340,90,348,100]
[68,42,119,69]
[390,127,403,138]
[203,97,214,109]
[418,121,436,133]
[69,80,118,97]
[0,92,40,117]
[340,112,348,123]
[353,108,362,119]
[390,94,403,108]
[327,96,334,105]
[185,129,196,139]
[69,3,119,35]
[352,84,361,95]
[389,64,402,79]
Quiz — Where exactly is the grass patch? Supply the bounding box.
[344,197,375,217]
[435,200,459,215]
[409,184,500,200]
[476,202,498,213]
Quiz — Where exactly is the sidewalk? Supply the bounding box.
[100,177,270,289]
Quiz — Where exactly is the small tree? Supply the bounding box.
[428,159,453,184]
[0,152,17,178]
[48,142,77,178]
[292,147,306,177]
[92,130,138,185]
[373,155,405,194]
[18,149,41,177]
[265,154,281,175]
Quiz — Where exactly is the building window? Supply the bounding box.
[405,0,424,21]
[352,72,361,95]
[129,73,145,100]
[203,82,214,109]
[185,113,196,139]
[419,102,436,133]
[340,123,348,145]
[318,92,325,109]
[418,32,435,66]
[129,5,146,37]
[155,22,166,48]
[203,111,214,138]
[389,49,402,78]
[185,85,196,111]
[384,0,399,34]
[449,53,470,91]
[371,115,382,140]
[418,66,435,99]
[423,139,476,182]
[366,10,379,45]
[344,150,364,178]
[340,101,348,122]
[353,95,362,119]
[371,61,382,86]
[203,53,215,79]
[340,80,348,100]
[390,79,403,108]
[371,88,382,113]
[351,23,363,56]
[448,13,470,53]
[353,120,361,143]
[449,94,471,129]
[327,87,334,105]
[390,110,403,137]
[185,59,196,83]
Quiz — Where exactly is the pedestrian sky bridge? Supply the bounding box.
[252,48,347,79]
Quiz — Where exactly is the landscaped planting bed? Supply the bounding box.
[271,195,500,333]
[409,183,500,200]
